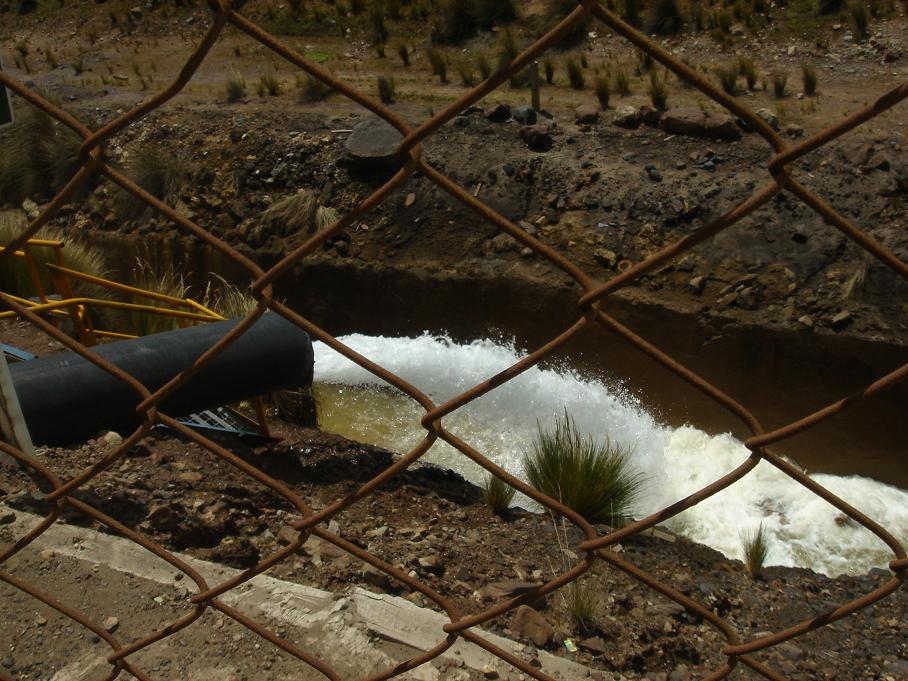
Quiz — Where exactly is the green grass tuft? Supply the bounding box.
[523,411,644,525]
[482,475,515,514]
[740,522,770,579]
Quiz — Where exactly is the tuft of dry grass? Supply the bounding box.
[377,75,396,103]
[740,522,770,579]
[594,75,610,109]
[298,74,333,103]
[226,73,247,102]
[481,475,515,514]
[566,57,584,89]
[426,47,448,84]
[648,70,669,110]
[801,63,817,96]
[116,144,192,223]
[772,71,788,99]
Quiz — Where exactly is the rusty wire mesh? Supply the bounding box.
[1,0,907,679]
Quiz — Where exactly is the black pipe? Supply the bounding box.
[9,314,313,445]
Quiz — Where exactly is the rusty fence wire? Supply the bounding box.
[1,0,907,679]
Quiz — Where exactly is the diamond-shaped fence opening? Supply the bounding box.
[1,1,907,680]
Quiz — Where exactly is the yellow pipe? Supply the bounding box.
[0,296,218,323]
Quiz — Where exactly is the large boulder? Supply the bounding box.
[344,117,404,170]
[661,107,707,137]
[704,114,742,141]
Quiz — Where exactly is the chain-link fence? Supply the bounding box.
[1,1,906,679]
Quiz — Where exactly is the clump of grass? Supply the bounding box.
[127,257,191,336]
[614,66,630,96]
[848,0,870,41]
[648,70,669,110]
[225,73,247,102]
[375,43,386,58]
[648,0,683,35]
[544,58,555,84]
[45,47,58,70]
[801,63,817,96]
[523,411,644,525]
[432,0,517,44]
[259,188,335,236]
[458,63,476,87]
[482,475,515,514]
[716,62,739,95]
[0,211,111,302]
[740,522,770,579]
[297,74,333,103]
[560,578,601,634]
[396,42,410,66]
[257,73,281,97]
[369,1,388,43]
[594,75,610,109]
[204,273,259,320]
[116,144,191,223]
[738,56,757,90]
[426,47,448,84]
[377,75,395,103]
[566,57,584,89]
[70,54,86,75]
[772,71,788,98]
[477,53,491,81]
[0,105,83,206]
[545,0,591,48]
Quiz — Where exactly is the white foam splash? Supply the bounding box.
[313,333,908,577]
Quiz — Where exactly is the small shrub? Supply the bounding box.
[226,73,247,102]
[127,258,190,337]
[772,71,788,98]
[580,52,589,69]
[116,144,191,222]
[260,73,281,96]
[560,578,601,634]
[523,411,644,525]
[716,62,739,95]
[396,42,410,66]
[70,54,86,75]
[546,0,591,48]
[614,67,630,96]
[45,47,58,69]
[458,63,476,87]
[377,75,395,103]
[801,63,817,96]
[369,1,388,43]
[481,475,515,513]
[594,75,610,109]
[738,56,757,90]
[427,47,448,84]
[648,0,683,35]
[740,522,770,579]
[690,2,705,30]
[477,52,491,81]
[648,70,669,110]
[500,27,519,62]
[259,188,329,235]
[544,58,554,84]
[0,105,83,206]
[566,57,584,89]
[848,0,870,41]
[298,74,333,103]
[637,49,653,73]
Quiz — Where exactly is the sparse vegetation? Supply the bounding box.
[369,1,388,43]
[427,47,448,84]
[544,58,555,85]
[716,62,739,95]
[566,57,585,89]
[256,73,282,97]
[560,577,601,634]
[614,67,631,96]
[545,0,591,48]
[116,144,191,222]
[802,63,817,96]
[259,188,334,236]
[594,75,610,109]
[226,73,247,102]
[772,71,788,98]
[648,70,669,110]
[458,63,476,87]
[432,0,517,44]
[298,74,333,103]
[738,56,758,90]
[648,0,683,35]
[848,0,870,41]
[396,42,410,66]
[377,75,396,103]
[523,412,644,525]
[0,105,83,207]
[740,522,770,579]
[481,475,515,513]
[477,53,491,81]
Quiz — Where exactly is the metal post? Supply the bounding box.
[0,55,13,129]
[530,61,540,112]
[0,351,34,463]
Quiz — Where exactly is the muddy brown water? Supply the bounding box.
[92,234,908,489]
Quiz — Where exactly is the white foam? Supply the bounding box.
[313,333,908,577]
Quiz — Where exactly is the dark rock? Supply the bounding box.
[519,126,553,152]
[755,108,780,131]
[487,104,512,123]
[660,107,706,137]
[511,605,554,647]
[574,104,600,125]
[343,118,403,170]
[640,105,662,127]
[513,106,537,125]
[704,114,743,141]
[646,165,662,182]
[17,0,37,14]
